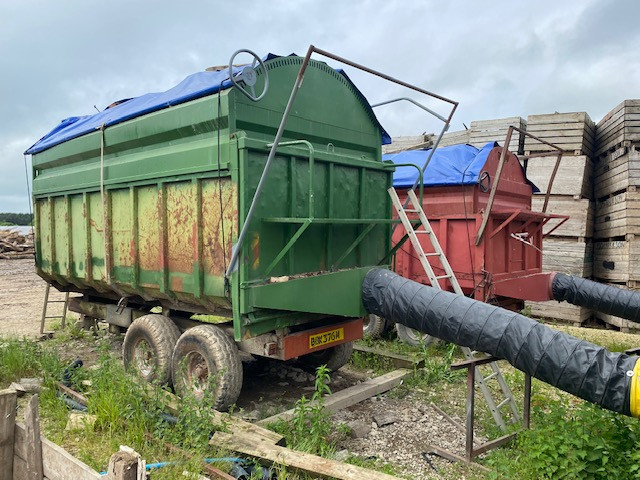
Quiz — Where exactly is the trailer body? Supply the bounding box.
[29,56,393,358]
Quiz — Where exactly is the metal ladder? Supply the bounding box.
[389,187,520,431]
[40,283,69,335]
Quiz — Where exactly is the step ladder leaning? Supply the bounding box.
[388,187,521,432]
[40,283,70,335]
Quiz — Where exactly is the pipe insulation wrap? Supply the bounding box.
[553,273,640,322]
[362,268,640,417]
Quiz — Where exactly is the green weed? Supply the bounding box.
[485,398,640,479]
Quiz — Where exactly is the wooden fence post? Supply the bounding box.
[0,388,17,480]
[107,446,144,480]
[24,395,43,480]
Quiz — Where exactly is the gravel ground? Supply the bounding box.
[0,258,56,337]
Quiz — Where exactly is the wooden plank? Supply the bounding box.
[13,455,28,480]
[352,344,424,369]
[57,384,88,406]
[210,432,403,480]
[0,389,17,479]
[24,395,43,480]
[526,155,592,198]
[141,383,285,445]
[525,300,592,324]
[14,424,100,480]
[257,369,410,426]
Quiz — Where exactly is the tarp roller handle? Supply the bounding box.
[228,49,269,102]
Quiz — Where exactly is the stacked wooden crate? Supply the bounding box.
[438,129,470,147]
[469,117,526,153]
[524,112,595,325]
[593,100,640,331]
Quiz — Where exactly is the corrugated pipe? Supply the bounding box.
[552,273,640,322]
[362,268,640,418]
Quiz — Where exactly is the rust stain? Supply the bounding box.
[171,275,183,292]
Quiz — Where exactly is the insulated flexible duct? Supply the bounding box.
[553,273,640,322]
[362,268,640,417]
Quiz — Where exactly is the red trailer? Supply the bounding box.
[387,142,567,309]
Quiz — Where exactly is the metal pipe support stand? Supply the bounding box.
[427,355,532,468]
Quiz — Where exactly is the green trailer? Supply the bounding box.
[27,52,396,408]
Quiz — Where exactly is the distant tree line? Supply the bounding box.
[0,213,33,225]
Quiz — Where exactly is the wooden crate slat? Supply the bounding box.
[525,300,592,324]
[532,196,593,238]
[593,237,640,282]
[541,238,593,277]
[594,189,640,238]
[14,424,100,480]
[525,112,594,155]
[593,148,640,198]
[525,155,592,198]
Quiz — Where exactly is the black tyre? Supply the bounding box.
[123,314,181,385]
[363,314,387,339]
[171,325,243,411]
[294,341,354,372]
[395,323,437,347]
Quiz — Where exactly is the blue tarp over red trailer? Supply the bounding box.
[25,53,391,154]
[386,142,539,191]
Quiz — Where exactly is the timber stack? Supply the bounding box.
[523,112,596,325]
[592,99,640,332]
[0,230,35,259]
[469,116,527,154]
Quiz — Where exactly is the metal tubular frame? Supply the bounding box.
[474,125,565,245]
[428,354,532,466]
[225,45,458,277]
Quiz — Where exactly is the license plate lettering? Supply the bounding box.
[309,327,344,349]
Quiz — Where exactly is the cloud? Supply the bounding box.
[1,0,639,212]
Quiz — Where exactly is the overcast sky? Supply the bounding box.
[2,0,638,213]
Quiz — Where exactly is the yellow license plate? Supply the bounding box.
[309,327,344,349]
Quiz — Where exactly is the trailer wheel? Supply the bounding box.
[123,314,180,385]
[171,325,243,411]
[294,341,354,372]
[363,314,387,339]
[395,323,437,347]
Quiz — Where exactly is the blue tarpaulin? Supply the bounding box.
[387,142,539,191]
[26,53,390,155]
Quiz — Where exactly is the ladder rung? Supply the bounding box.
[414,230,431,234]
[404,209,420,213]
[496,397,512,409]
[424,252,441,257]
[483,372,498,381]
[434,275,451,280]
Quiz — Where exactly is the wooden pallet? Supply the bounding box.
[468,117,526,153]
[594,188,640,238]
[593,235,640,282]
[524,155,592,198]
[524,112,595,157]
[439,129,470,147]
[593,145,640,198]
[533,196,594,238]
[541,237,593,277]
[525,300,592,326]
[382,134,433,154]
[595,100,640,157]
